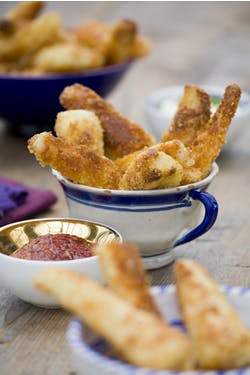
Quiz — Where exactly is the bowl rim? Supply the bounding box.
[0,59,134,81]
[67,284,250,375]
[0,217,122,264]
[52,162,219,196]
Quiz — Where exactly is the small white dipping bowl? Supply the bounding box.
[67,285,250,375]
[144,85,250,143]
[0,218,122,307]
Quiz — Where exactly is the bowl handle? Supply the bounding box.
[174,190,218,247]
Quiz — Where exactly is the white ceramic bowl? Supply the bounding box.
[0,218,122,307]
[67,285,250,375]
[144,85,250,143]
[53,164,219,270]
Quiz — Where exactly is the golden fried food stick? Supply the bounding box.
[73,20,111,58]
[162,84,211,146]
[156,139,194,168]
[130,35,151,59]
[27,132,120,189]
[175,259,250,370]
[156,140,202,185]
[191,84,241,179]
[115,149,141,175]
[115,139,194,176]
[107,19,137,64]
[115,139,199,186]
[35,268,193,370]
[74,19,149,64]
[119,146,183,190]
[0,13,63,61]
[0,1,44,36]
[0,61,20,73]
[55,109,104,155]
[0,19,15,36]
[33,43,104,73]
[96,242,161,317]
[7,1,43,23]
[59,84,155,160]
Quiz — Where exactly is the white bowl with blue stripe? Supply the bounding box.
[52,163,219,269]
[67,285,250,375]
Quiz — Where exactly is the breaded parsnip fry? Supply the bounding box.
[107,19,137,64]
[162,84,211,147]
[28,132,120,189]
[130,35,151,59]
[59,84,155,160]
[115,140,199,185]
[0,1,43,36]
[35,268,193,370]
[73,20,111,58]
[74,19,149,64]
[156,140,202,185]
[115,139,194,176]
[115,149,141,175]
[33,43,104,72]
[7,1,43,23]
[0,19,16,36]
[156,139,194,170]
[119,146,183,190]
[96,242,161,317]
[175,259,250,370]
[55,109,104,155]
[0,13,63,61]
[190,84,241,179]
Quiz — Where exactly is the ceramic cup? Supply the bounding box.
[53,163,219,269]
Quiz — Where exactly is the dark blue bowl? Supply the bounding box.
[0,60,133,137]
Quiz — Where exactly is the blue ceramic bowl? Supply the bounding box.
[0,60,133,136]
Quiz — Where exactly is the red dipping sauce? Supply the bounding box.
[11,233,95,261]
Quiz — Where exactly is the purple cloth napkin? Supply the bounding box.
[0,183,27,217]
[0,176,57,227]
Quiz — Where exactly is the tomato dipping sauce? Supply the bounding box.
[11,233,95,261]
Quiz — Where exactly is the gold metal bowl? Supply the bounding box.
[0,218,122,307]
[0,218,121,256]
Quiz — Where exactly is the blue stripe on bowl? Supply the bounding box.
[68,320,250,375]
[60,183,210,212]
[64,191,193,212]
[61,183,193,207]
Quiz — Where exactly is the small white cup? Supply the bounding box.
[53,163,219,269]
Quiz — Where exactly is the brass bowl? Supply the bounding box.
[0,218,121,256]
[0,218,122,307]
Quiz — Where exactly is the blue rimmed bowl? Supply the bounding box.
[52,163,219,269]
[67,285,250,375]
[0,60,133,137]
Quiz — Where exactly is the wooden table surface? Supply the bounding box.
[1,2,250,374]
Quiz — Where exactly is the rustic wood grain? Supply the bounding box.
[0,2,250,374]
